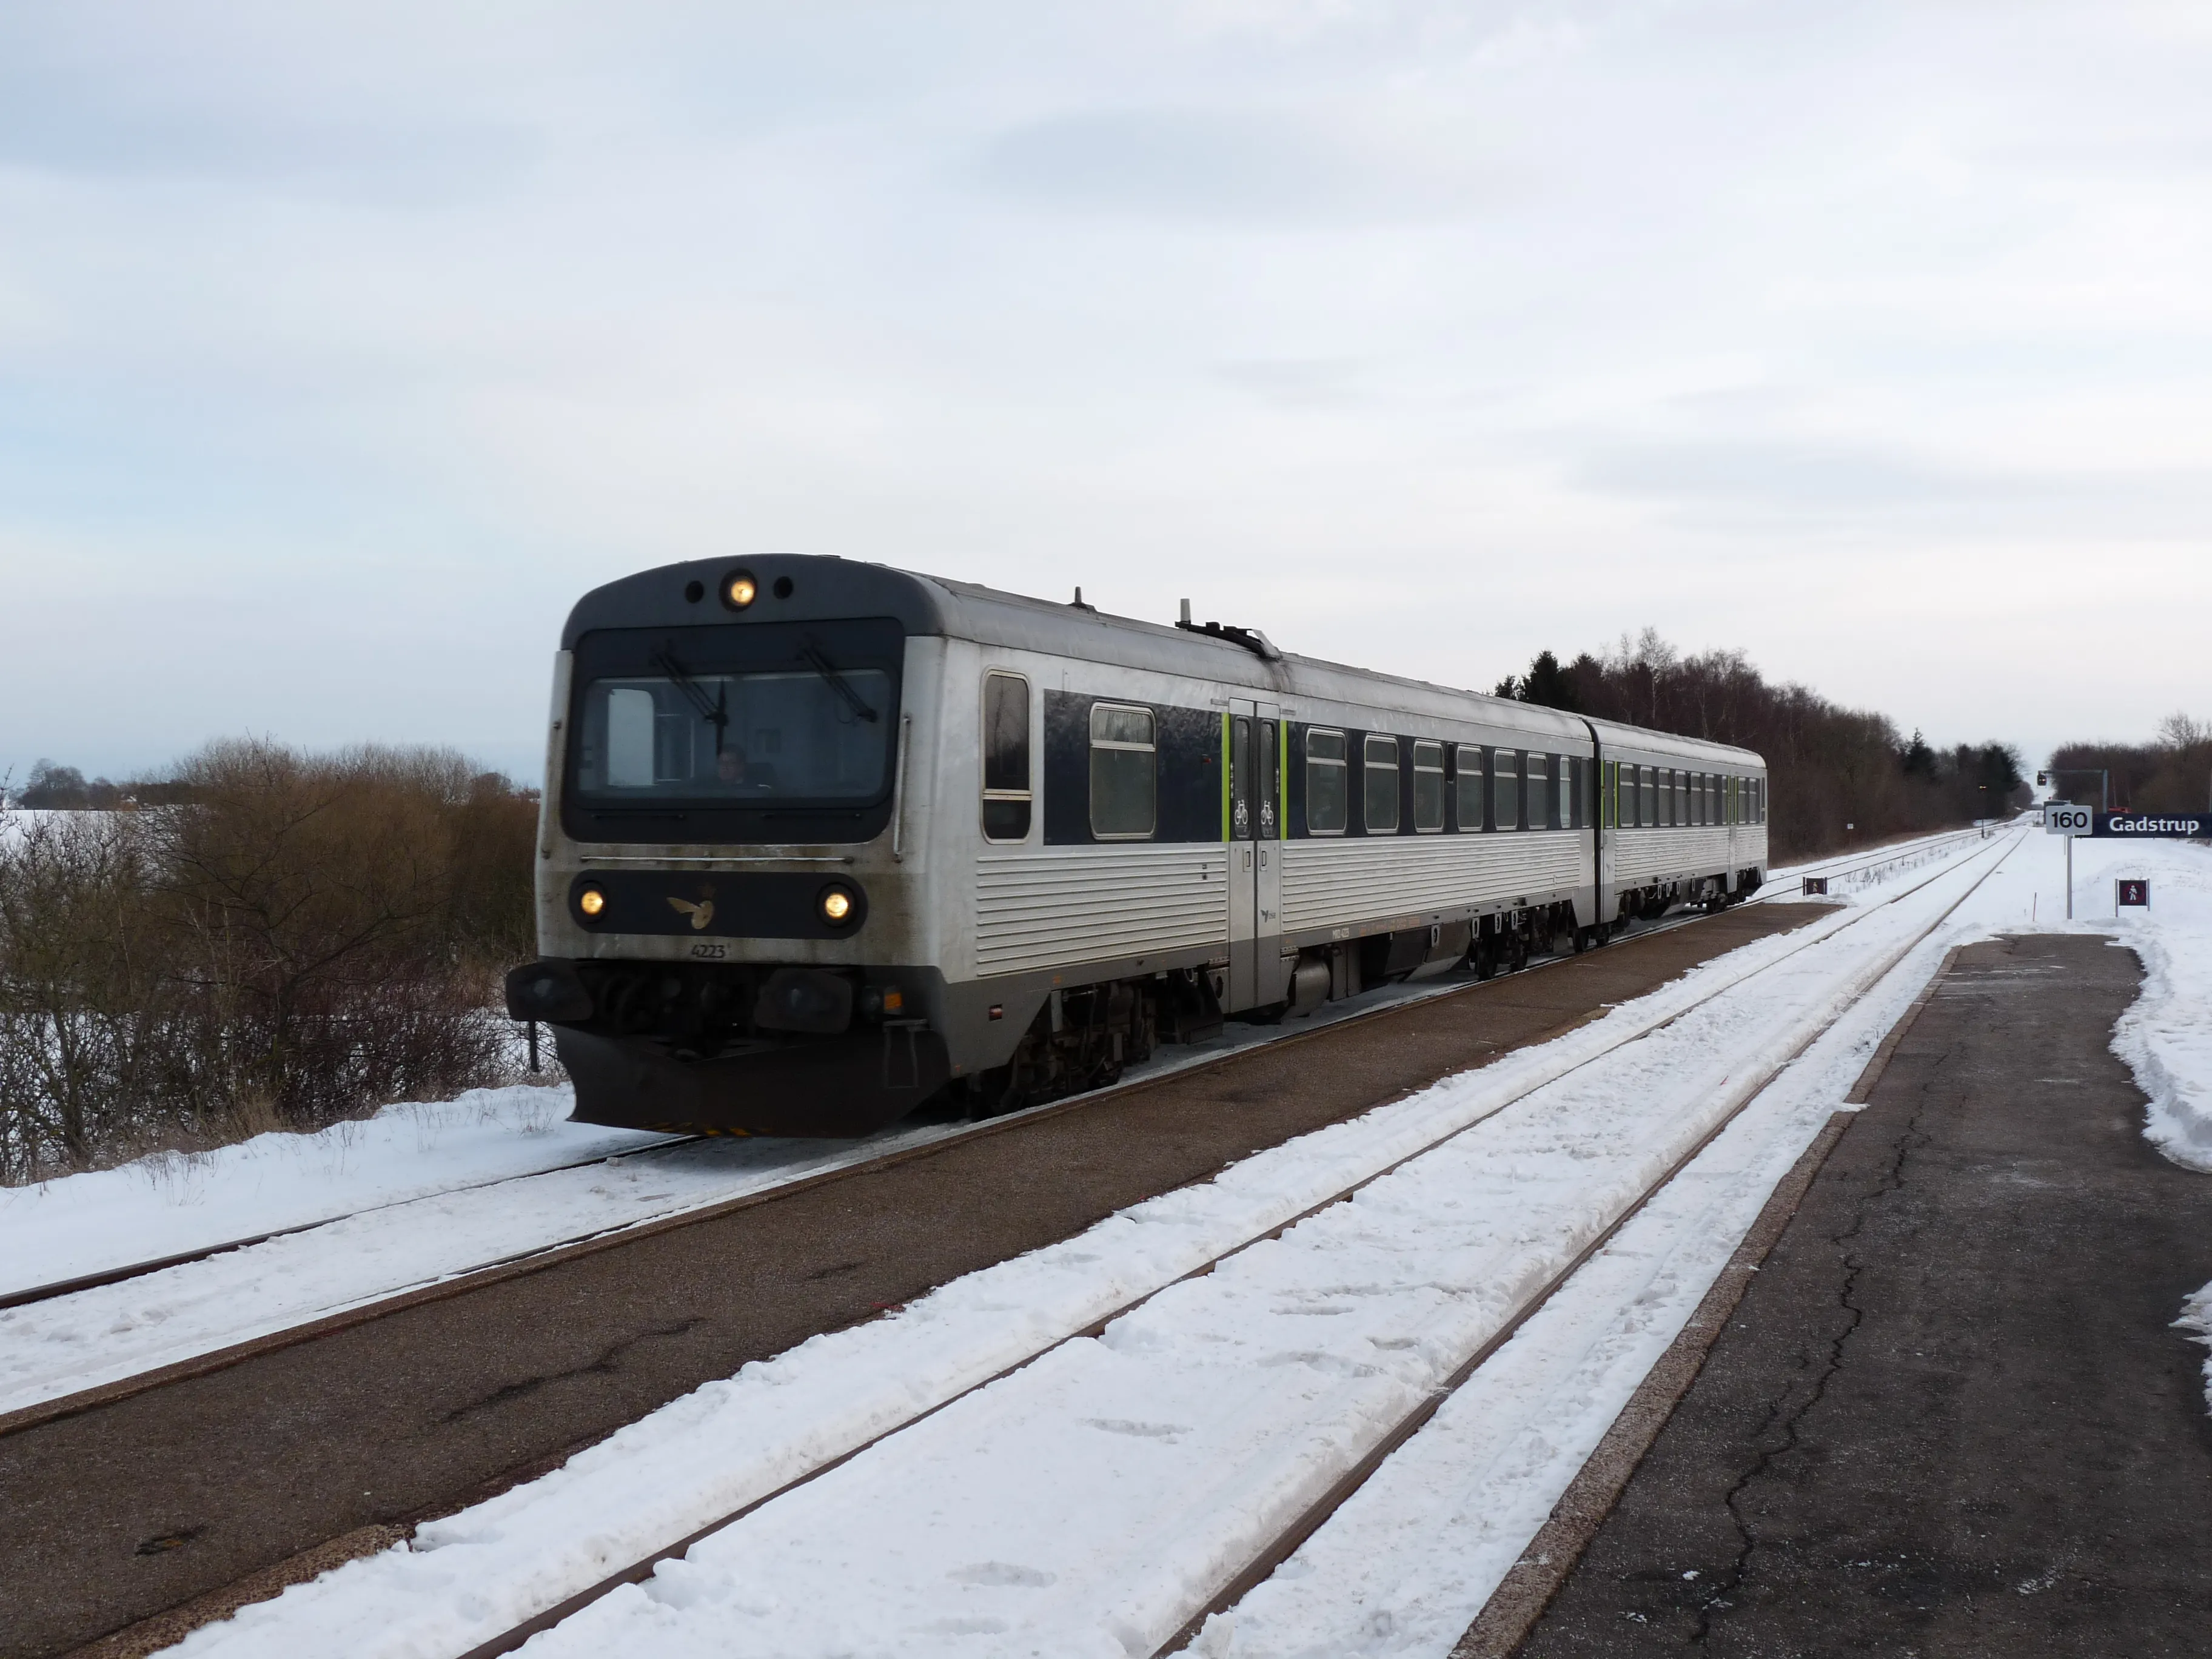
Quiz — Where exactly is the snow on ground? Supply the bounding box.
[2080,836,2212,1173]
[0,1085,657,1297]
[165,831,2013,1659]
[0,1111,977,1416]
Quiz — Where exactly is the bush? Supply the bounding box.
[0,740,543,1183]
[2047,716,2212,813]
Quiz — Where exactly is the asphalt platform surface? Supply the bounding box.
[1514,932,2212,1658]
[1,904,1823,1659]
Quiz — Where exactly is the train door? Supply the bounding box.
[1227,702,1284,1011]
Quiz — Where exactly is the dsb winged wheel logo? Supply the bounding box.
[666,896,716,931]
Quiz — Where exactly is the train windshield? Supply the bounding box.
[568,619,902,816]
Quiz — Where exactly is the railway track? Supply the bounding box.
[5,903,1842,1659]
[2,828,1979,1380]
[0,1135,706,1314]
[386,827,2024,1659]
[2,833,1995,1659]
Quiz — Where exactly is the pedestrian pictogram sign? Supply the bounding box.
[2118,880,2149,908]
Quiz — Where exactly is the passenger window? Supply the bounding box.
[1639,765,1654,828]
[1364,735,1401,833]
[1455,745,1486,831]
[1567,756,1584,831]
[1089,703,1156,839]
[1305,729,1347,834]
[1494,749,1521,832]
[1526,754,1550,830]
[980,672,1031,842]
[1658,767,1673,828]
[1412,741,1446,832]
[1231,716,1256,840]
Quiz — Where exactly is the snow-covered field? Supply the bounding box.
[160,828,2047,1658]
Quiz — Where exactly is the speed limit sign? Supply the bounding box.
[2045,803,2093,836]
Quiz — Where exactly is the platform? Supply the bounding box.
[1512,933,2212,1655]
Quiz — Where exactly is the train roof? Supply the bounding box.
[563,555,1762,765]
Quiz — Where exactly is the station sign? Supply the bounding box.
[2044,803,2092,836]
[2095,813,2211,839]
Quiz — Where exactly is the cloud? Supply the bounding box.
[971,104,1500,222]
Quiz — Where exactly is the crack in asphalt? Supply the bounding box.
[1687,1016,1955,1645]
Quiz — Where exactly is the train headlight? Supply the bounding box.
[723,570,759,611]
[577,885,607,919]
[820,888,853,924]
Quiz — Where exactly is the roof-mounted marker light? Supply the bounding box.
[723,571,758,610]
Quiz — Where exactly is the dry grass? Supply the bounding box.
[0,740,540,1184]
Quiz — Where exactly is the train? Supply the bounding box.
[504,557,1769,1136]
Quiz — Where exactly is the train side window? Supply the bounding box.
[1456,745,1486,831]
[1364,735,1401,833]
[1494,749,1521,832]
[1708,774,1720,824]
[980,672,1032,842]
[1526,754,1550,830]
[1637,765,1652,828]
[1676,771,1687,825]
[1689,772,1702,826]
[1655,766,1670,827]
[1569,756,1586,830]
[1089,703,1156,839]
[1305,729,1347,834]
[1412,741,1446,832]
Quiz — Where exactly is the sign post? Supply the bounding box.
[2045,803,2093,919]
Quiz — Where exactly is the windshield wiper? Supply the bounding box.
[651,645,730,750]
[800,638,880,723]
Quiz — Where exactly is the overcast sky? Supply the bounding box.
[4,1,2208,787]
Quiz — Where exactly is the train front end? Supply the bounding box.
[504,556,948,1137]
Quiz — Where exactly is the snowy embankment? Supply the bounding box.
[168,833,2018,1659]
[2057,833,2212,1415]
[0,1086,648,1297]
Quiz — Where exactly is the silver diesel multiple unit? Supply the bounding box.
[504,557,1770,1136]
